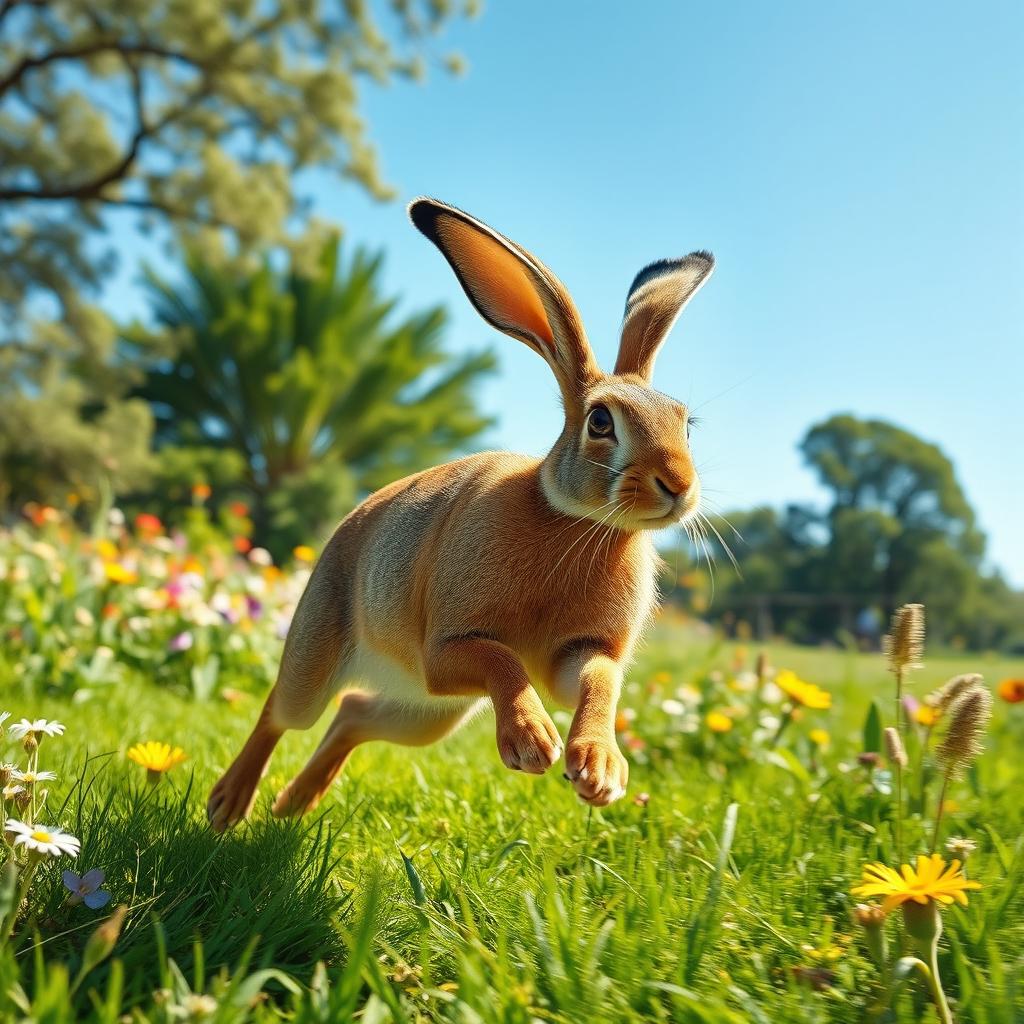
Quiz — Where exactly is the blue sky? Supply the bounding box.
[107,1,1024,582]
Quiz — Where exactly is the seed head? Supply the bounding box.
[932,673,984,712]
[883,604,925,676]
[884,726,908,768]
[937,686,992,779]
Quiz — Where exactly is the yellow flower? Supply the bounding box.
[103,562,137,584]
[95,539,119,562]
[293,545,316,563]
[127,741,187,779]
[809,728,830,747]
[915,704,941,727]
[776,670,831,710]
[706,711,733,733]
[851,854,981,913]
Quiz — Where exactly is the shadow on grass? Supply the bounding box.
[21,761,354,1006]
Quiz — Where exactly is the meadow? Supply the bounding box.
[0,509,1022,1022]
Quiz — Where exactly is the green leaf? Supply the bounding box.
[863,699,883,753]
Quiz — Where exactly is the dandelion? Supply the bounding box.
[63,868,112,909]
[103,562,137,584]
[705,711,733,733]
[914,704,941,727]
[5,819,80,858]
[775,671,831,710]
[127,741,187,782]
[852,853,978,1024]
[853,854,980,913]
[809,728,830,748]
[997,678,1024,704]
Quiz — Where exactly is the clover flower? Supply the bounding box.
[6,819,80,858]
[63,868,112,909]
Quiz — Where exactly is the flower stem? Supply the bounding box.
[894,667,904,862]
[770,708,793,748]
[930,772,950,854]
[926,940,953,1024]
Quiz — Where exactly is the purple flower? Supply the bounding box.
[902,694,920,718]
[245,595,263,619]
[168,631,194,653]
[63,868,111,909]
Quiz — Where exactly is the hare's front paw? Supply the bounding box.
[496,696,562,775]
[565,737,628,806]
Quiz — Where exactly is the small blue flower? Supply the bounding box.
[62,868,111,909]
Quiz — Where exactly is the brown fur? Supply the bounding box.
[207,200,714,830]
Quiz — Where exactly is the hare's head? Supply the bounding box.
[410,199,714,532]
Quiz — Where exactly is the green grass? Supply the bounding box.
[2,623,1023,1022]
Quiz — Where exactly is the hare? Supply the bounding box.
[207,198,714,830]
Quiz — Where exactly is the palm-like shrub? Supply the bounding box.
[125,239,495,554]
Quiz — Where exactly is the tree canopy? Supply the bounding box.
[123,238,495,552]
[690,414,1022,650]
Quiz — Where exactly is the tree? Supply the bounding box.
[694,415,1018,649]
[800,415,984,607]
[124,238,495,553]
[0,0,475,513]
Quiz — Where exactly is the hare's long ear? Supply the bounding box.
[614,253,714,380]
[410,198,599,402]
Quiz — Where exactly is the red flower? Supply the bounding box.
[228,501,249,518]
[233,536,252,554]
[134,513,163,535]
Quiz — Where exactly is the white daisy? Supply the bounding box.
[13,769,56,785]
[2,784,24,799]
[0,712,9,729]
[5,819,80,857]
[8,718,66,740]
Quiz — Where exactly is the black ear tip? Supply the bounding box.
[408,197,440,236]
[691,249,715,268]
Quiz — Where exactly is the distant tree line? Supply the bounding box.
[682,415,1024,652]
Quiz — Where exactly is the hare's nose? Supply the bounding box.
[654,475,687,500]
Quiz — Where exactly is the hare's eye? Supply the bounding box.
[588,405,615,439]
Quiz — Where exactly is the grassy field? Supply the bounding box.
[2,619,1022,1022]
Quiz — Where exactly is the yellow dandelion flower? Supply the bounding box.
[809,728,830,747]
[706,711,733,733]
[851,854,981,913]
[127,741,187,782]
[103,562,137,584]
[776,670,832,710]
[915,704,941,727]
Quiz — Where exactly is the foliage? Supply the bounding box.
[123,238,495,552]
[0,503,308,701]
[687,415,1024,650]
[0,0,476,517]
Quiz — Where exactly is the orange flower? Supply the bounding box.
[233,536,252,554]
[229,501,249,518]
[134,513,163,535]
[192,482,212,501]
[997,678,1024,704]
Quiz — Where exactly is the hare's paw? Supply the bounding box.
[497,702,562,775]
[565,737,628,806]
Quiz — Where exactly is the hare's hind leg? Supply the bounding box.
[271,692,479,818]
[207,569,351,832]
